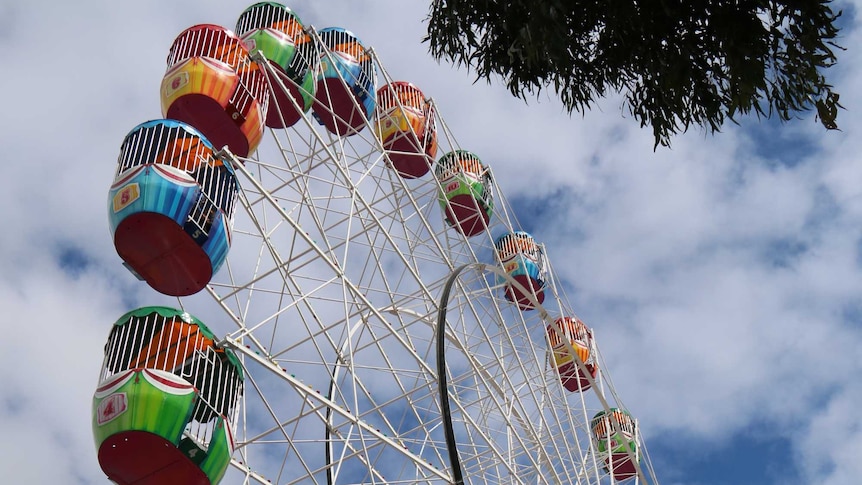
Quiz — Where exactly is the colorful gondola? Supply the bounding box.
[92,306,243,485]
[108,119,238,296]
[547,316,598,392]
[494,231,547,310]
[312,27,376,136]
[235,2,318,128]
[376,81,438,178]
[434,150,493,237]
[161,24,269,157]
[590,408,640,481]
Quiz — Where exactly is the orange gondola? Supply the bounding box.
[376,81,437,178]
[161,24,269,157]
[547,316,598,392]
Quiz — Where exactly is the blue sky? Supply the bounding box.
[1,1,861,484]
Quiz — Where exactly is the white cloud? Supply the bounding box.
[793,385,862,485]
[0,252,129,483]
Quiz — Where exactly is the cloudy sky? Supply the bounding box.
[1,1,861,484]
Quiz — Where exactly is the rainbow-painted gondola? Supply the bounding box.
[108,119,238,296]
[312,27,376,136]
[376,81,438,178]
[590,408,640,481]
[494,231,547,310]
[435,150,493,236]
[235,2,318,128]
[547,316,598,392]
[161,24,269,157]
[92,306,243,485]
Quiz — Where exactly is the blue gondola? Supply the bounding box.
[312,27,376,136]
[494,231,547,310]
[108,120,238,296]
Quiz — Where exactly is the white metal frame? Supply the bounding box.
[167,24,662,485]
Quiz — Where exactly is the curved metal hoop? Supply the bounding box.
[435,263,652,485]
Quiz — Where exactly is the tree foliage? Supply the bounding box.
[425,0,843,148]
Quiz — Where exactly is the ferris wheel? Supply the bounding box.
[92,3,662,485]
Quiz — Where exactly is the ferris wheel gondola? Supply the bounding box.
[376,81,438,178]
[108,119,238,297]
[235,2,318,129]
[92,306,243,485]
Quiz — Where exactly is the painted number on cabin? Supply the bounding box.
[165,72,189,98]
[97,392,128,425]
[113,183,140,213]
